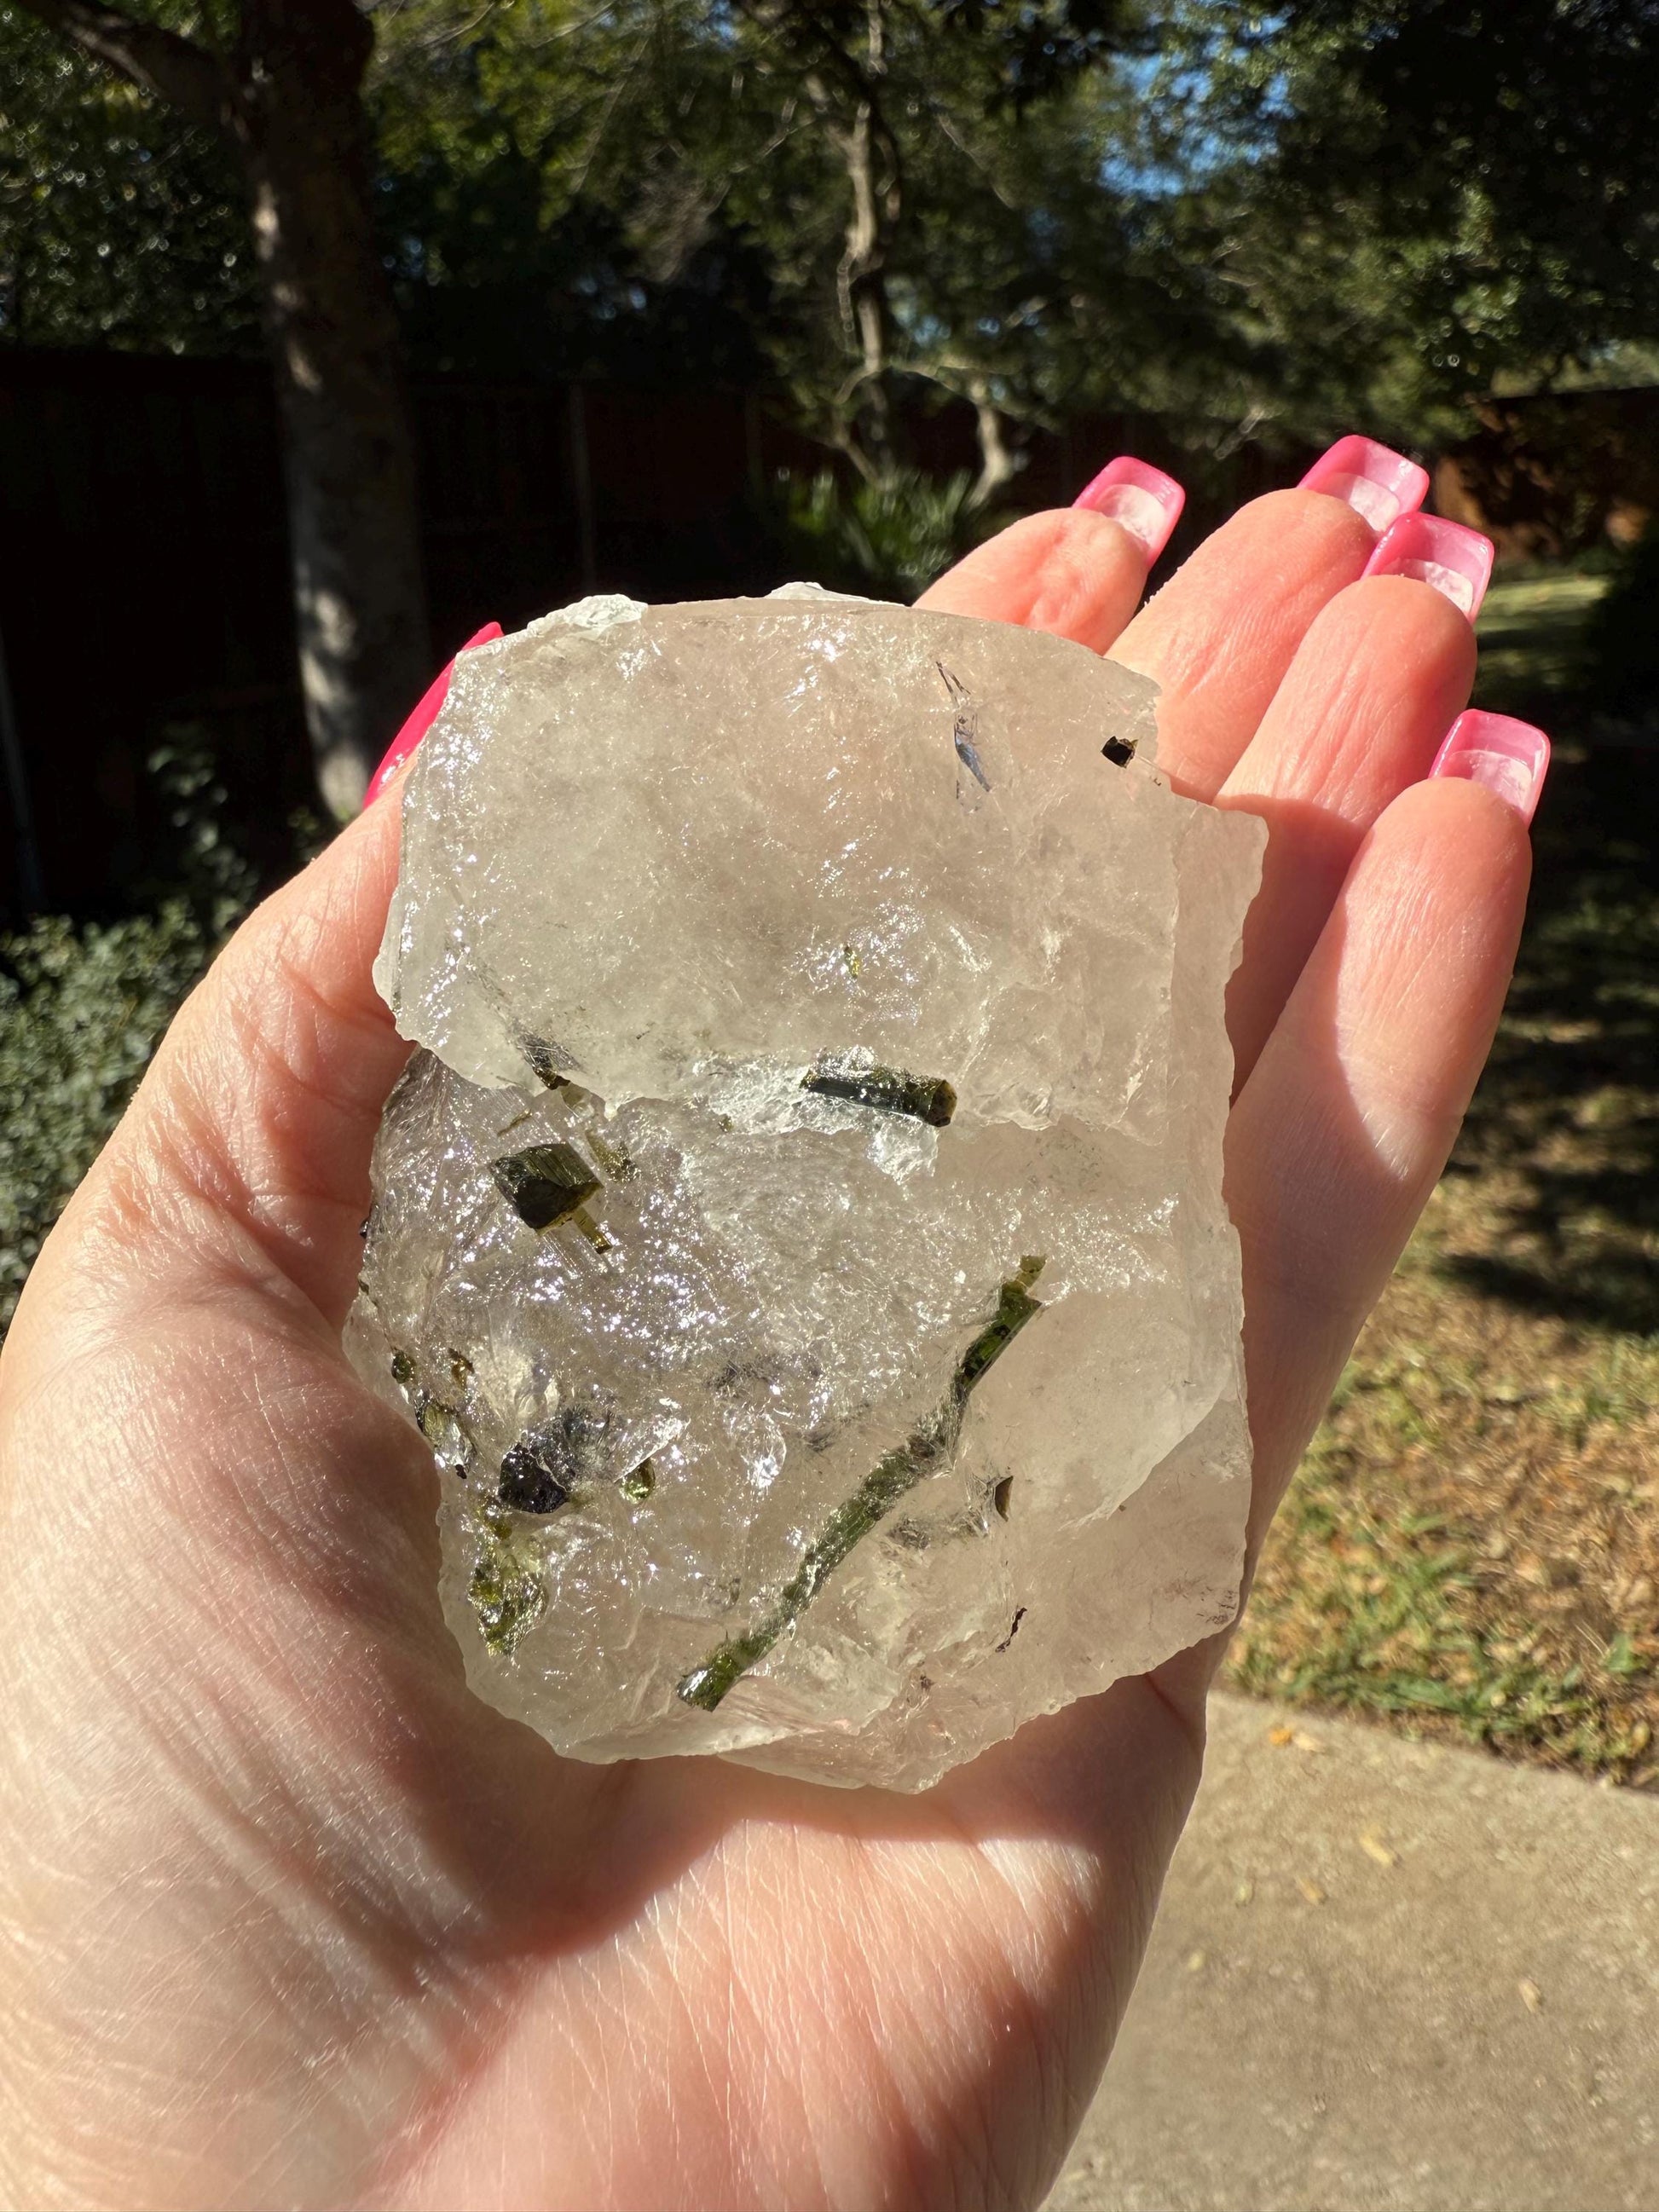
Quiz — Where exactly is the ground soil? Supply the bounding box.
[1227,563,1659,1789]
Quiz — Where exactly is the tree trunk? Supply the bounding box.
[835,98,895,481]
[807,0,902,484]
[967,382,1020,509]
[234,0,431,817]
[14,0,431,817]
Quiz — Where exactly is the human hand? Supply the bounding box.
[0,442,1543,2209]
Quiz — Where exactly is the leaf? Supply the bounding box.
[1384,1673,1465,1713]
[1604,1631,1642,1678]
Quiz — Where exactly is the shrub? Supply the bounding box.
[0,904,214,1327]
[776,466,1005,601]
[0,734,257,1336]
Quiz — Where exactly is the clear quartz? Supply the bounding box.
[348,592,1264,1790]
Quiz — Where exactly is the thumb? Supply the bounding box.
[51,789,411,1336]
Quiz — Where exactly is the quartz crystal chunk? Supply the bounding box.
[349,590,1265,1789]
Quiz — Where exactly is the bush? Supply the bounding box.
[0,734,257,1336]
[776,466,1004,600]
[0,904,216,1327]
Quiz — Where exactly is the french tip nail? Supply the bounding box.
[1363,513,1495,620]
[1299,435,1431,534]
[366,621,505,806]
[1431,710,1551,825]
[1072,455,1186,559]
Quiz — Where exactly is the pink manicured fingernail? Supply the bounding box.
[1363,514,1494,619]
[1431,710,1551,824]
[366,621,504,805]
[1299,436,1430,534]
[1072,456,1185,560]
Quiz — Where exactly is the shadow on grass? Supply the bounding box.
[1440,603,1659,1336]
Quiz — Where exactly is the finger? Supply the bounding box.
[1298,433,1430,534]
[916,458,1183,654]
[1218,575,1478,1088]
[1110,488,1374,799]
[1225,772,1538,1543]
[1110,442,1459,801]
[70,618,513,1333]
[367,621,504,803]
[88,792,408,1329]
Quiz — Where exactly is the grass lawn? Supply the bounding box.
[1227,561,1659,1787]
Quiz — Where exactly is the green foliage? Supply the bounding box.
[1161,0,1659,435]
[776,467,999,599]
[368,0,1194,475]
[141,731,260,924]
[1292,0,1659,379]
[12,0,1659,515]
[0,904,208,1329]
[0,735,254,1335]
[374,0,1659,464]
[0,3,256,352]
[368,2,778,382]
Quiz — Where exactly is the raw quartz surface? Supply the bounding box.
[350,589,1264,1789]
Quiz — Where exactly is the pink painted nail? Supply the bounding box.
[366,621,504,806]
[1431,710,1551,825]
[1363,514,1494,620]
[1299,436,1430,534]
[1072,456,1185,561]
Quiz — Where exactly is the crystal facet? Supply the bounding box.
[348,592,1264,1789]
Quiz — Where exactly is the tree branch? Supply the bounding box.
[11,0,233,136]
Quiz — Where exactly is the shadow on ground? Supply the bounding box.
[1439,581,1659,1337]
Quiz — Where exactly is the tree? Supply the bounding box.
[367,1,781,387]
[0,0,1346,569]
[1160,0,1659,439]
[9,0,431,814]
[0,13,257,353]
[430,0,1167,500]
[1287,0,1659,377]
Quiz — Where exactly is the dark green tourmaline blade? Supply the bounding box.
[802,1061,957,1128]
[676,1256,1044,1712]
[491,1141,602,1231]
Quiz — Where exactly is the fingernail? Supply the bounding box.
[1072,456,1185,560]
[1431,710,1551,824]
[1363,514,1494,619]
[1299,436,1430,534]
[366,621,504,806]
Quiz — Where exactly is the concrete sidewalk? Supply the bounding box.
[1048,1693,1659,2212]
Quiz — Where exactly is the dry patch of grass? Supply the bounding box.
[1228,1208,1659,1785]
[1227,564,1659,1787]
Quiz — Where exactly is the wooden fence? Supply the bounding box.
[0,348,1207,911]
[0,351,814,909]
[3,342,1645,915]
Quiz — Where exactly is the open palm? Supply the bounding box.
[0,474,1534,2210]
